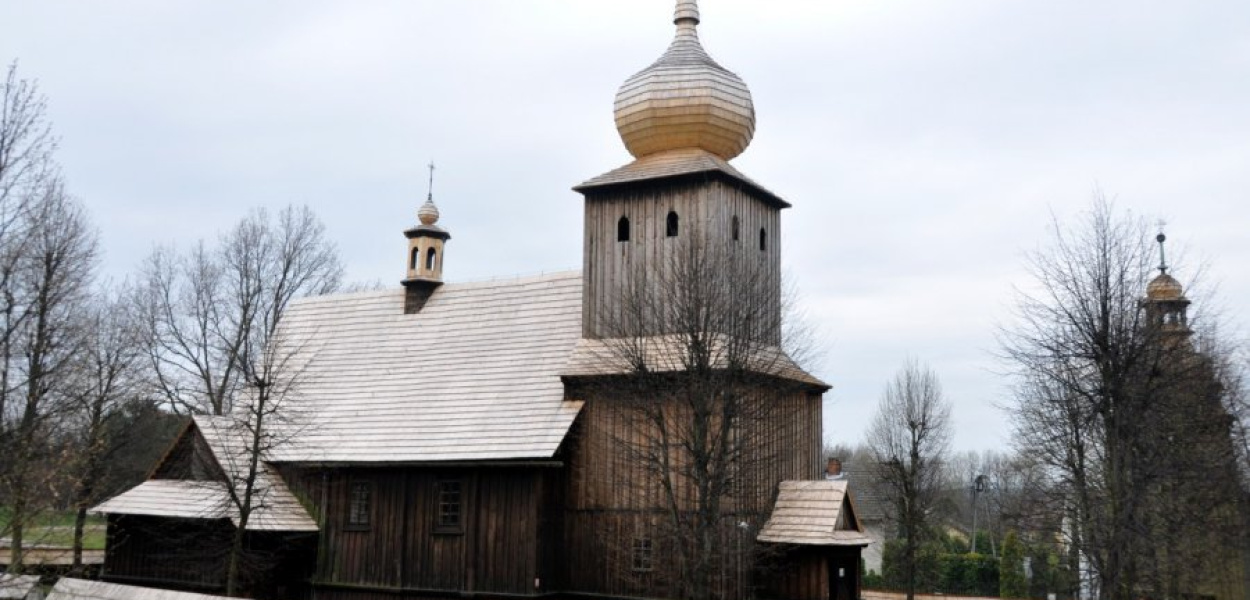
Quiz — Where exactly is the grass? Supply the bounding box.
[0,507,108,550]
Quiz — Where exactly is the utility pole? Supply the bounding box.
[971,474,986,554]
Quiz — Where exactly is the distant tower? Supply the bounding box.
[402,163,450,314]
[575,0,786,339]
[1144,232,1191,337]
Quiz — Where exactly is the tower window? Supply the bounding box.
[731,215,740,241]
[426,247,437,271]
[666,211,679,237]
[410,247,419,270]
[617,216,630,242]
[759,228,767,252]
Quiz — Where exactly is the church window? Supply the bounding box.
[759,228,767,252]
[435,478,463,533]
[631,537,653,572]
[666,211,679,237]
[347,481,372,530]
[425,247,437,271]
[732,215,740,241]
[618,216,630,242]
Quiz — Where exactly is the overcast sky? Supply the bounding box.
[3,0,1247,453]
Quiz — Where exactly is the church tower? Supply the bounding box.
[575,0,788,340]
[1144,232,1191,338]
[402,164,449,314]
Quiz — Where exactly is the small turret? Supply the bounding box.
[402,163,450,314]
[1144,232,1190,336]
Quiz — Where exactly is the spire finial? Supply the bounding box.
[674,0,699,25]
[1155,220,1168,275]
[426,161,436,202]
[418,161,440,226]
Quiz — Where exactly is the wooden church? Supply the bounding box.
[92,2,870,599]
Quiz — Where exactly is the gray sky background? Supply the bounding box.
[2,0,1247,453]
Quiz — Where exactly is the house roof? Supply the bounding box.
[265,271,585,463]
[757,480,872,547]
[574,148,789,208]
[840,459,889,522]
[92,417,318,532]
[48,579,235,600]
[93,415,317,532]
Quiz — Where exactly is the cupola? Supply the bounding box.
[613,0,755,161]
[402,163,450,314]
[1144,232,1190,335]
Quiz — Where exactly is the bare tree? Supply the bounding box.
[572,233,821,600]
[138,205,341,415]
[0,183,98,571]
[1001,196,1246,600]
[64,282,146,571]
[866,359,952,600]
[0,63,59,555]
[139,205,340,596]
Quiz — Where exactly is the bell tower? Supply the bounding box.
[575,0,787,340]
[402,163,450,314]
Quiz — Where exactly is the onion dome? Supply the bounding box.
[1147,273,1185,301]
[418,197,440,226]
[614,0,756,161]
[1146,232,1186,302]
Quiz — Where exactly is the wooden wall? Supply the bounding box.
[581,177,783,339]
[559,384,823,600]
[102,515,229,591]
[287,466,549,597]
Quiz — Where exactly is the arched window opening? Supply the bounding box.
[426,247,437,271]
[759,228,767,252]
[731,215,740,241]
[617,216,631,242]
[666,211,679,237]
[410,247,419,270]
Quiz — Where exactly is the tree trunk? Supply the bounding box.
[72,506,88,572]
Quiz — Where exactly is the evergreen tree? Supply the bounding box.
[1000,531,1028,599]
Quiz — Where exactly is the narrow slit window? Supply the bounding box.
[436,479,463,533]
[425,247,437,271]
[731,215,740,241]
[410,247,419,270]
[347,481,372,529]
[759,228,767,251]
[617,216,630,242]
[666,211,679,237]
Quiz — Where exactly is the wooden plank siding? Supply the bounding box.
[559,386,823,600]
[285,466,549,597]
[102,515,230,592]
[581,178,782,340]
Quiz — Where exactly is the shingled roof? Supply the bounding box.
[48,579,235,600]
[574,148,789,208]
[266,271,585,464]
[757,480,872,547]
[93,416,318,532]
